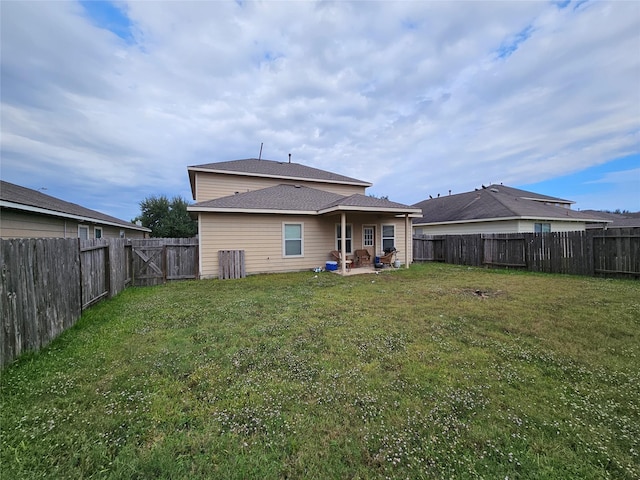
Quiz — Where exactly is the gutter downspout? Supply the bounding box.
[341,212,347,274]
[198,213,203,279]
[405,214,410,268]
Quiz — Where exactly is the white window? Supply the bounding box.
[363,226,374,247]
[78,225,89,240]
[336,224,353,253]
[94,227,103,239]
[283,223,303,257]
[382,224,395,251]
[535,223,551,233]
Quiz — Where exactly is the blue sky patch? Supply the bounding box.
[520,154,640,211]
[401,18,420,31]
[496,25,534,59]
[80,1,134,44]
[553,0,571,9]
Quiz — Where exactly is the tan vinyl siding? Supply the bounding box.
[414,220,522,236]
[198,212,412,278]
[1,210,68,238]
[195,172,366,202]
[0,210,146,239]
[414,219,586,235]
[517,220,586,233]
[199,214,336,278]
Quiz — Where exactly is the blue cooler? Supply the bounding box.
[325,261,338,271]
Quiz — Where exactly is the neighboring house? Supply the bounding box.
[412,184,611,235]
[187,158,422,277]
[0,180,150,239]
[582,210,640,229]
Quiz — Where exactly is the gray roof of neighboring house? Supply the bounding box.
[477,184,574,205]
[0,180,151,231]
[412,184,610,225]
[189,184,421,215]
[188,158,372,192]
[581,210,640,228]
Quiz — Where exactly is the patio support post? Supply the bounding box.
[405,213,410,268]
[341,212,347,274]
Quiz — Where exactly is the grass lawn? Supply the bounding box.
[1,263,639,479]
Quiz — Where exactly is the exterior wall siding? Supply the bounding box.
[414,219,586,236]
[198,212,412,278]
[0,210,147,239]
[194,172,366,202]
[516,220,586,233]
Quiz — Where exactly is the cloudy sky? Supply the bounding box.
[1,0,639,222]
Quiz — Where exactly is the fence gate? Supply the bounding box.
[131,239,199,286]
[132,245,165,286]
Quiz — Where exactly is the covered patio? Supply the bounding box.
[323,204,422,275]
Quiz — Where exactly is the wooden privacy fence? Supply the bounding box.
[1,237,198,367]
[413,228,640,278]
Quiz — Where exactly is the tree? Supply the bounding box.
[133,195,197,238]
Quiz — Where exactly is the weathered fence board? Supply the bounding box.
[483,235,526,268]
[1,238,81,368]
[80,241,110,309]
[218,250,246,280]
[593,228,640,275]
[414,228,640,278]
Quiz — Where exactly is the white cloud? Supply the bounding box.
[1,0,638,220]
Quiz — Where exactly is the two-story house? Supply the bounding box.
[187,158,422,277]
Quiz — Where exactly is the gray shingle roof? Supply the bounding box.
[323,194,419,211]
[581,210,640,228]
[189,184,420,215]
[412,185,611,225]
[191,184,344,211]
[480,184,573,204]
[0,180,150,231]
[188,158,371,186]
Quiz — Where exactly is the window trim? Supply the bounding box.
[283,222,304,257]
[335,223,353,254]
[94,226,103,239]
[78,225,89,240]
[382,224,395,251]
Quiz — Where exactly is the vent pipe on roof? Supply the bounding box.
[258,142,263,160]
[288,153,291,163]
